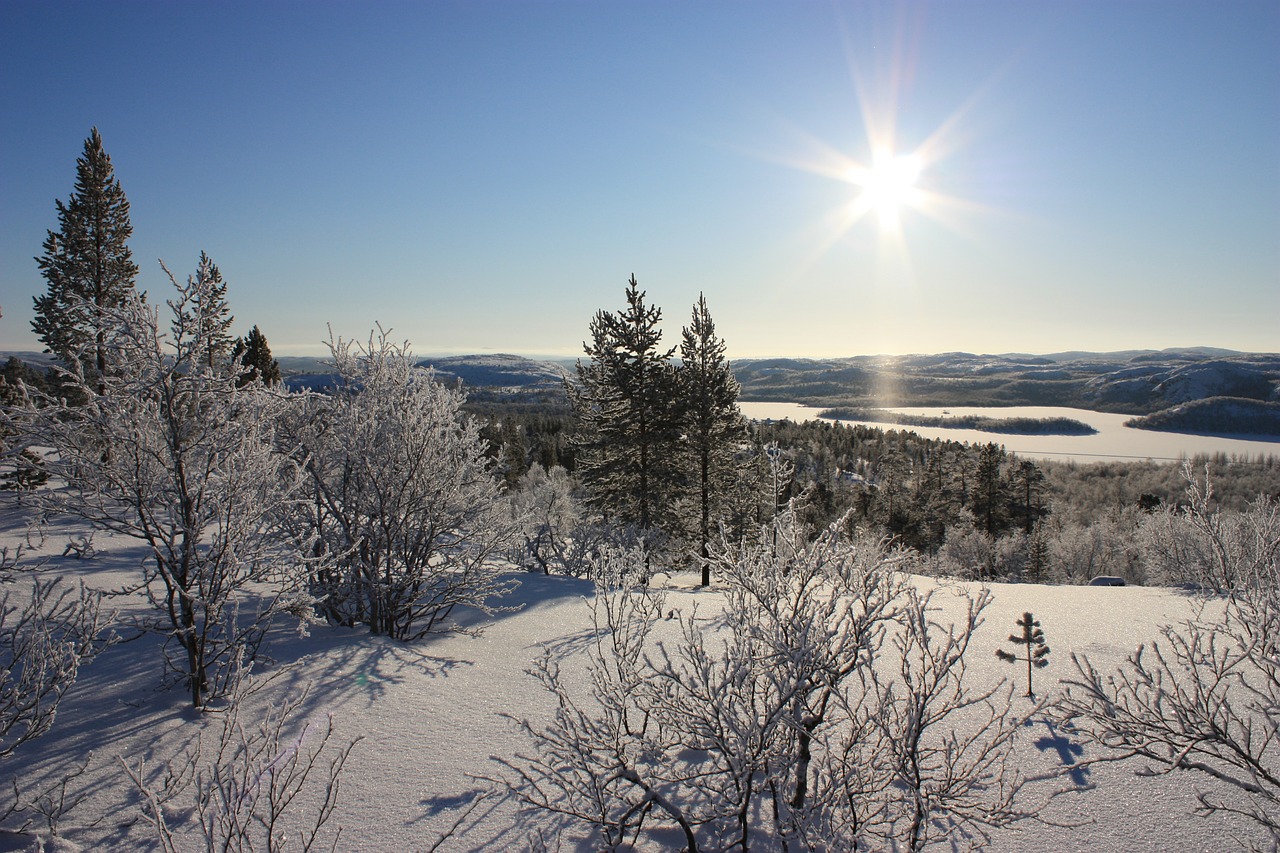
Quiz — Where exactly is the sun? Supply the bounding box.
[849,149,924,226]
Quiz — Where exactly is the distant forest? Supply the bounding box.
[473,383,1279,583]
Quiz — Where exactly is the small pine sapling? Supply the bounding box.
[996,611,1050,697]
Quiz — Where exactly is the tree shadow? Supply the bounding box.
[1029,717,1090,787]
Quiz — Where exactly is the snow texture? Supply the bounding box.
[0,497,1269,852]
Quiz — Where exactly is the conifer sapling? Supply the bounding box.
[996,611,1050,697]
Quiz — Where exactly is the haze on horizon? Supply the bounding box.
[2,1,1277,360]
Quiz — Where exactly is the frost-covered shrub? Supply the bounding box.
[1042,511,1144,585]
[0,578,108,761]
[127,680,360,853]
[508,465,583,573]
[936,524,1027,581]
[497,512,1037,851]
[282,329,518,641]
[1138,467,1279,592]
[1061,473,1280,847]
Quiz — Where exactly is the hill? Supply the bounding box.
[1126,396,1280,437]
[1,500,1270,852]
[418,353,568,389]
[730,348,1280,415]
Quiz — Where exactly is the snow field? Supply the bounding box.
[0,500,1268,851]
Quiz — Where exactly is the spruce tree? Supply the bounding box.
[996,611,1050,697]
[232,325,281,387]
[679,293,747,584]
[31,128,139,391]
[180,252,235,372]
[569,275,682,543]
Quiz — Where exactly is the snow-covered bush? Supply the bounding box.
[126,680,360,853]
[6,261,317,708]
[1138,465,1279,592]
[935,524,1028,582]
[281,328,518,641]
[496,511,1036,851]
[1059,477,1280,847]
[0,577,107,762]
[508,464,582,574]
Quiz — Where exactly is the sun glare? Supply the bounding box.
[852,150,924,225]
[754,8,1000,284]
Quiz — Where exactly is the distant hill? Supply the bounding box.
[6,348,1276,420]
[418,353,568,389]
[273,353,569,393]
[1126,397,1280,438]
[729,349,1280,416]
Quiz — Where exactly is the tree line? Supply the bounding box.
[14,128,280,402]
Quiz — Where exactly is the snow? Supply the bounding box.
[1,497,1268,852]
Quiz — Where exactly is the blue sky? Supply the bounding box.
[2,1,1277,358]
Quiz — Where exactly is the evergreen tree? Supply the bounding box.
[232,325,281,387]
[1008,459,1049,535]
[679,293,747,584]
[177,252,235,371]
[31,128,139,392]
[996,611,1050,697]
[971,442,1009,537]
[568,275,682,543]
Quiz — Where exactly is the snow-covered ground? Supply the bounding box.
[1,498,1267,852]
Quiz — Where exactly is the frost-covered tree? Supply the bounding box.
[9,260,315,708]
[176,252,234,372]
[282,328,517,640]
[509,465,582,574]
[231,325,281,387]
[496,512,1037,851]
[678,293,747,584]
[31,128,139,392]
[1138,464,1278,592]
[1059,480,1280,848]
[569,276,682,545]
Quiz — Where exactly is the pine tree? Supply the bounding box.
[31,128,139,392]
[568,275,682,542]
[996,611,1050,697]
[179,252,235,372]
[679,293,747,584]
[1008,459,1048,535]
[232,325,281,387]
[971,443,1009,537]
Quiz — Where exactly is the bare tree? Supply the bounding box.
[494,511,1038,851]
[8,259,319,708]
[281,328,518,640]
[1059,480,1280,849]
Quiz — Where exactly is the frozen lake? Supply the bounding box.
[738,401,1280,463]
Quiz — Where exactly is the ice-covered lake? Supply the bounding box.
[738,401,1280,463]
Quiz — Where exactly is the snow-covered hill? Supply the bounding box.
[730,349,1280,415]
[417,353,569,390]
[1,500,1270,852]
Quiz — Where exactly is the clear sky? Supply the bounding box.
[2,1,1277,359]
